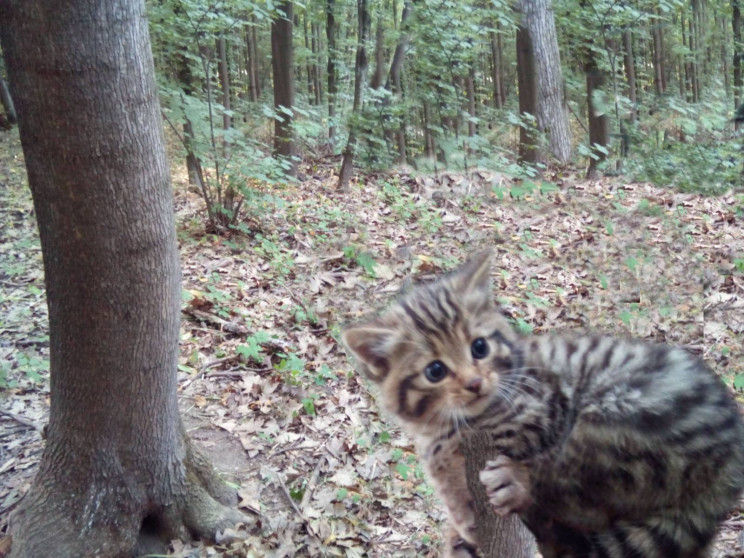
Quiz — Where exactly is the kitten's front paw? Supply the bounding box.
[479,455,531,516]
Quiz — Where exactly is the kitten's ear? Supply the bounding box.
[454,249,493,295]
[342,324,395,383]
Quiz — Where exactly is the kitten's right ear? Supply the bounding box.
[342,325,394,383]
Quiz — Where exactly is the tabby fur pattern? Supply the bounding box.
[343,251,744,558]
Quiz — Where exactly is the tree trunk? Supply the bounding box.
[466,67,477,138]
[461,432,537,558]
[516,26,540,165]
[0,74,17,125]
[517,0,572,164]
[303,13,314,102]
[217,36,231,131]
[585,50,609,179]
[338,0,370,190]
[272,1,297,175]
[247,18,261,101]
[326,0,337,146]
[312,22,323,106]
[623,29,637,123]
[734,0,742,127]
[386,0,412,164]
[490,26,505,109]
[652,12,665,95]
[371,11,385,90]
[0,2,246,556]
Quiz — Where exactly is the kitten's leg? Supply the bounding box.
[443,522,479,558]
[423,443,479,547]
[479,455,532,516]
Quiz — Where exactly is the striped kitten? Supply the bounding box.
[343,251,744,558]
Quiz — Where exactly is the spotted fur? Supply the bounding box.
[343,251,744,558]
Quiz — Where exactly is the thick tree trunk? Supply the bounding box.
[516,26,540,165]
[0,1,246,557]
[326,0,338,146]
[338,0,370,190]
[461,432,537,558]
[272,1,297,175]
[518,0,572,164]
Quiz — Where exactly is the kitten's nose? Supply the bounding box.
[465,377,482,394]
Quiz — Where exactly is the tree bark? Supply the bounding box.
[585,49,609,179]
[272,0,297,175]
[247,18,261,101]
[0,1,246,556]
[517,0,572,164]
[461,432,537,558]
[652,11,666,95]
[326,0,337,146]
[0,74,17,126]
[371,11,385,90]
[490,25,505,109]
[734,0,742,127]
[623,29,637,123]
[516,26,539,165]
[338,0,370,190]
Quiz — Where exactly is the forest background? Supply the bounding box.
[1,0,744,556]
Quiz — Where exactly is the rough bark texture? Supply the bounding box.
[461,432,537,558]
[272,0,297,175]
[338,0,370,190]
[518,0,572,164]
[490,27,505,109]
[0,2,246,556]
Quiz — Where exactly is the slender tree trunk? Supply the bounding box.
[585,50,609,179]
[516,26,539,164]
[721,14,731,96]
[385,0,412,163]
[490,25,505,109]
[0,2,245,556]
[517,0,572,164]
[0,74,17,125]
[734,0,742,126]
[338,0,370,190]
[272,1,297,175]
[423,102,436,158]
[303,13,314,102]
[623,29,637,122]
[326,0,337,146]
[461,432,537,558]
[313,22,323,106]
[652,11,665,95]
[246,22,259,102]
[217,36,231,131]
[371,11,385,90]
[466,67,477,138]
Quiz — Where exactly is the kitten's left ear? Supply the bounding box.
[342,324,395,383]
[454,249,492,295]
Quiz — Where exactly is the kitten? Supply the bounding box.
[343,251,744,558]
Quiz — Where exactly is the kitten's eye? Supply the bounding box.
[471,337,489,360]
[424,360,449,383]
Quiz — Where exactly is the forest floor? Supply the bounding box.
[1,127,744,558]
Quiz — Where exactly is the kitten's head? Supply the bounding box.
[342,250,518,437]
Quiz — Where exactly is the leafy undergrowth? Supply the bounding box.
[1,127,743,557]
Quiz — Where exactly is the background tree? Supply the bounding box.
[0,1,245,556]
[518,0,573,164]
[272,0,298,176]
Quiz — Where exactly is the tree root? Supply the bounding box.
[9,429,250,558]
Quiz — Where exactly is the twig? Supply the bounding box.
[0,409,41,431]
